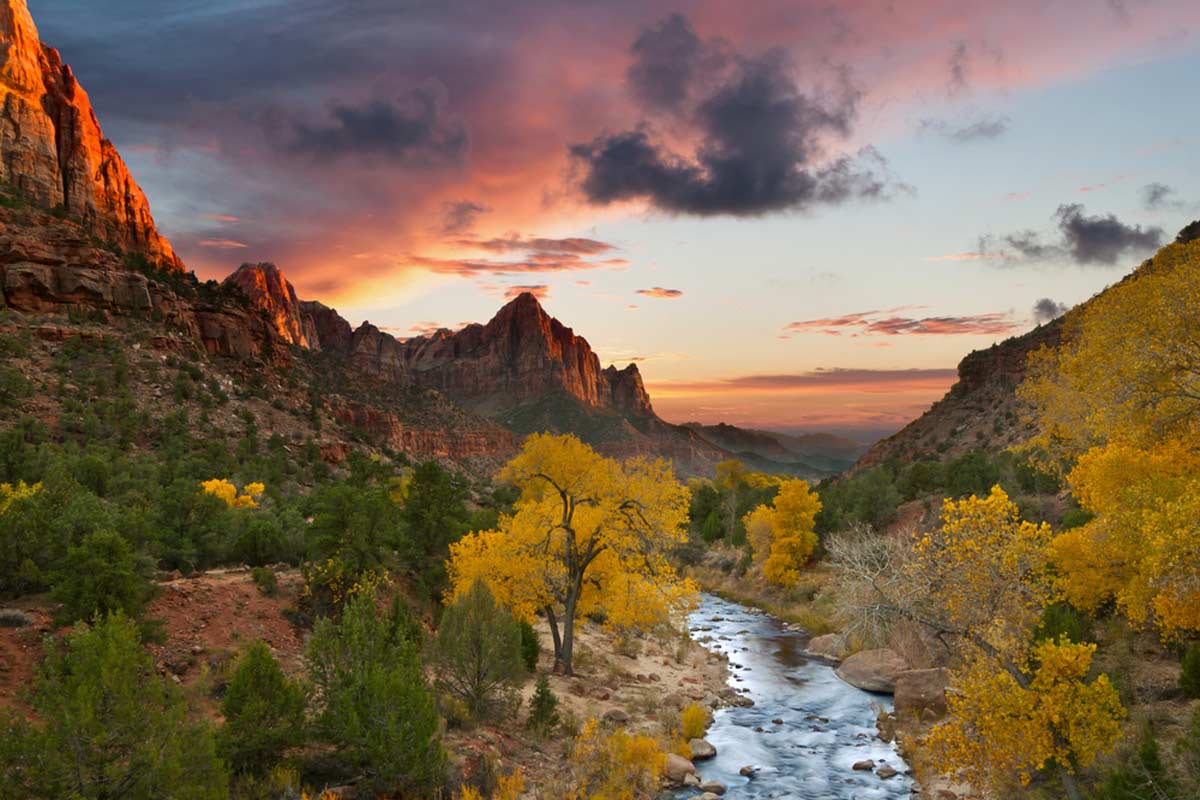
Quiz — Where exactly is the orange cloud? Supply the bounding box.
[782,309,1018,338]
[198,239,249,249]
[636,287,684,298]
[502,284,550,300]
[199,213,240,224]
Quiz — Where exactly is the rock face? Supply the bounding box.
[0,0,181,269]
[893,668,950,719]
[225,263,319,349]
[834,648,909,694]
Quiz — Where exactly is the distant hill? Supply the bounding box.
[683,422,867,479]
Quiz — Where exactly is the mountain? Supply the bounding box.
[0,0,181,269]
[682,422,867,478]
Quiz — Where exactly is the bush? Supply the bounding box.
[1035,603,1092,646]
[1181,642,1200,699]
[307,591,445,795]
[528,673,560,735]
[429,580,524,721]
[518,619,539,672]
[680,702,708,740]
[219,641,307,776]
[567,718,666,799]
[50,530,154,625]
[0,613,227,798]
[250,567,278,597]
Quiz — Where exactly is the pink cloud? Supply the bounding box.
[636,287,684,298]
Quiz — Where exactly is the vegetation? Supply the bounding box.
[447,433,696,674]
[219,641,307,777]
[527,673,560,735]
[0,613,228,799]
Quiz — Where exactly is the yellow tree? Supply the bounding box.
[200,479,264,508]
[830,487,1123,799]
[447,434,695,675]
[742,479,821,587]
[1021,239,1200,637]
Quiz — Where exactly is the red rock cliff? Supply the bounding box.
[0,0,181,269]
[225,263,319,348]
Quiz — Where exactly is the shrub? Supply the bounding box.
[219,641,307,776]
[50,530,154,625]
[518,619,539,672]
[1181,642,1200,699]
[0,613,227,798]
[251,567,278,597]
[429,580,524,720]
[307,591,445,795]
[680,702,709,740]
[528,673,560,735]
[567,718,666,799]
[1035,603,1092,646]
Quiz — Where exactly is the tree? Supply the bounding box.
[446,434,695,675]
[742,479,821,587]
[307,591,445,795]
[566,718,666,799]
[0,613,228,799]
[201,478,264,508]
[400,460,469,596]
[429,580,524,720]
[50,529,154,625]
[527,673,559,734]
[219,641,307,776]
[830,487,1123,799]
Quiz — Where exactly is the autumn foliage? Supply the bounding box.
[742,478,821,586]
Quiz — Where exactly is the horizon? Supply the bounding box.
[26,0,1200,435]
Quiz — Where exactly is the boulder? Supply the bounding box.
[688,738,717,760]
[805,632,848,661]
[852,759,875,771]
[664,753,696,785]
[699,780,727,795]
[894,668,950,718]
[697,794,720,800]
[877,764,898,779]
[601,708,630,725]
[738,765,756,777]
[835,648,908,693]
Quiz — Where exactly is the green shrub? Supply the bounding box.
[307,591,444,795]
[428,580,523,721]
[1035,603,1092,646]
[219,641,307,776]
[527,673,560,735]
[1095,728,1177,800]
[518,619,539,672]
[0,613,227,798]
[50,530,154,625]
[1181,642,1200,699]
[250,567,278,597]
[1060,506,1095,531]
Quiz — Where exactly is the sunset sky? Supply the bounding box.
[30,1,1200,438]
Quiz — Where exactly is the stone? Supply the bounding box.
[697,794,720,800]
[835,648,909,693]
[682,774,700,788]
[738,765,756,777]
[805,632,848,661]
[688,738,717,760]
[664,753,696,785]
[771,717,784,725]
[699,780,727,794]
[876,764,898,779]
[852,759,875,771]
[894,668,950,719]
[601,708,630,725]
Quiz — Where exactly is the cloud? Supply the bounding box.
[1032,297,1068,323]
[502,284,550,301]
[464,236,616,256]
[651,367,959,394]
[198,239,249,249]
[947,41,971,95]
[918,114,1010,142]
[979,203,1164,265]
[199,213,240,224]
[636,287,683,298]
[926,251,1008,262]
[440,200,491,234]
[626,13,726,112]
[1142,182,1185,211]
[782,307,1019,337]
[289,84,468,165]
[572,18,898,216]
[408,253,624,277]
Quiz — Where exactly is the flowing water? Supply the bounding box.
[678,594,914,799]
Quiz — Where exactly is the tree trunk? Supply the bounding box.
[561,595,577,676]
[546,606,564,672]
[1058,764,1083,800]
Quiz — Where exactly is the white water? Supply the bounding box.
[679,594,914,799]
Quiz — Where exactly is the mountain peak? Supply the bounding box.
[224,262,318,349]
[0,0,182,269]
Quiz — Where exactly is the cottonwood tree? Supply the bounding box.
[742,478,821,587]
[1021,239,1200,637]
[829,487,1123,800]
[447,433,694,675]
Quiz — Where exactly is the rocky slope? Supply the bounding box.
[0,0,181,269]
[684,422,868,478]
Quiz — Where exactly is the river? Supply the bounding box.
[679,594,914,799]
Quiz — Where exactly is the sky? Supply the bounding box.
[27,0,1200,439]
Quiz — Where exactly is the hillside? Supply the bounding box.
[683,422,867,478]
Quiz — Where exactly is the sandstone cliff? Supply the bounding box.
[0,0,181,269]
[225,263,319,349]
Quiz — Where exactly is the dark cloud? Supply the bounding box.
[1142,182,1184,211]
[636,287,684,298]
[947,42,971,95]
[1032,298,1068,323]
[289,85,468,164]
[919,114,1010,142]
[440,200,491,235]
[465,236,616,256]
[574,30,896,216]
[979,204,1164,265]
[626,13,726,112]
[782,308,1019,337]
